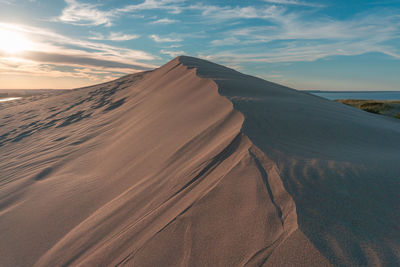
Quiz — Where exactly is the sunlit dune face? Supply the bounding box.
[0,28,31,54]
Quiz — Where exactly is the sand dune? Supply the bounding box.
[0,56,399,266]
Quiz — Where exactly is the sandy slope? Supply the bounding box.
[0,56,398,266]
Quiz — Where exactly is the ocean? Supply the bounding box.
[307,91,400,100]
[0,97,21,102]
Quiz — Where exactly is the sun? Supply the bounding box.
[0,28,31,54]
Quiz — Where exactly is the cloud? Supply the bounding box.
[3,1,400,89]
[58,0,113,26]
[211,37,240,46]
[56,0,313,28]
[19,51,150,70]
[160,49,185,57]
[0,58,132,81]
[189,3,286,21]
[200,38,400,64]
[263,0,324,7]
[89,32,140,41]
[166,44,182,48]
[58,0,185,26]
[0,23,156,84]
[149,34,182,42]
[115,0,185,13]
[206,8,400,63]
[0,23,154,62]
[0,0,13,4]
[58,1,287,27]
[108,32,140,41]
[151,18,178,24]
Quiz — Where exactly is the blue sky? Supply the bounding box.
[0,0,399,90]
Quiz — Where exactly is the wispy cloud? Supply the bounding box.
[0,0,14,5]
[151,18,178,24]
[189,4,285,21]
[211,37,240,46]
[58,0,185,26]
[2,0,400,90]
[160,49,185,57]
[149,34,182,43]
[0,58,127,81]
[199,40,381,64]
[166,44,182,48]
[263,0,325,7]
[205,8,400,63]
[57,1,288,27]
[89,32,140,41]
[0,23,156,85]
[114,0,185,14]
[58,0,113,26]
[18,51,149,70]
[0,23,154,61]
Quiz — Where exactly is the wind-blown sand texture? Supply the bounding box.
[0,56,399,266]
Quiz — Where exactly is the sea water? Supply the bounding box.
[307,91,400,100]
[0,97,22,102]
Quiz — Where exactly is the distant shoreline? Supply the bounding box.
[306,90,400,93]
[0,97,22,102]
[308,91,400,101]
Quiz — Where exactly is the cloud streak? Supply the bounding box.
[54,0,400,66]
[89,32,140,41]
[263,0,325,7]
[160,49,185,57]
[204,8,400,63]
[189,3,286,21]
[151,18,178,24]
[149,34,182,43]
[0,23,155,86]
[58,0,185,26]
[59,0,113,26]
[2,0,400,90]
[19,51,151,70]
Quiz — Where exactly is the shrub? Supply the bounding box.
[360,102,390,114]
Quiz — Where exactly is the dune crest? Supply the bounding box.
[0,56,399,266]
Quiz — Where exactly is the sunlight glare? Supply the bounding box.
[0,28,31,54]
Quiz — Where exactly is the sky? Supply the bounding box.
[0,0,399,91]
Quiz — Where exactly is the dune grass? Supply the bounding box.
[336,99,400,119]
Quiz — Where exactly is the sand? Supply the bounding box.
[0,56,399,266]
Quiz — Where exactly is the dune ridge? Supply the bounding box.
[178,56,400,266]
[0,56,399,266]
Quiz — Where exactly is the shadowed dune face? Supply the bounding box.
[0,56,398,266]
[179,56,400,266]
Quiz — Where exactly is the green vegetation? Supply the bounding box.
[336,99,400,120]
